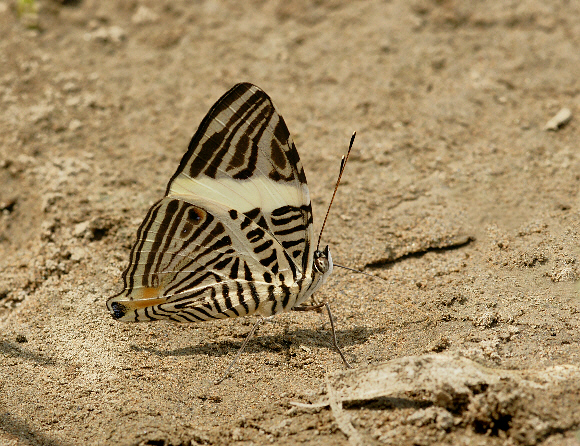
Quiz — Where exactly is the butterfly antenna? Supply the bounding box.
[316,132,356,251]
[334,263,388,283]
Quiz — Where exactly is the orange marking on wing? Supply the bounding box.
[125,287,166,310]
[142,286,162,301]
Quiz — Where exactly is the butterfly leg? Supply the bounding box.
[291,302,352,369]
[324,303,352,369]
[291,302,325,312]
[214,317,265,385]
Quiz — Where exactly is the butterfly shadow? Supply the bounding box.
[0,339,57,366]
[130,324,378,359]
[0,412,74,446]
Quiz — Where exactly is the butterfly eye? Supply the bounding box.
[314,256,329,274]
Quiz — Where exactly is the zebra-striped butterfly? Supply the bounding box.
[107,83,350,378]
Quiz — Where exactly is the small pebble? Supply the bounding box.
[544,107,572,131]
[16,334,28,343]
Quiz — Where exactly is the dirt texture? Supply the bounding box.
[1,0,580,445]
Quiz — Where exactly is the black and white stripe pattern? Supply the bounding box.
[169,83,307,185]
[107,83,332,325]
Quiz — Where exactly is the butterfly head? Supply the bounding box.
[313,245,333,285]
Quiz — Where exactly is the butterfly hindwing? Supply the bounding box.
[109,197,300,322]
[107,83,316,323]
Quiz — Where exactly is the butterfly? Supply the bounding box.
[107,83,352,379]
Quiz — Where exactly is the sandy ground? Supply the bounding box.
[1,0,580,445]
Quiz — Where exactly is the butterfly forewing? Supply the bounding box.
[168,83,313,271]
[107,83,317,323]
